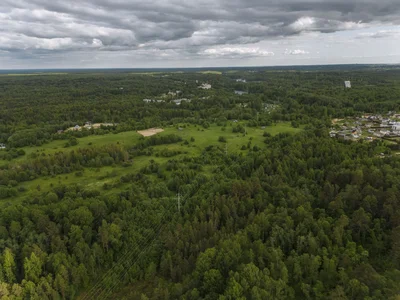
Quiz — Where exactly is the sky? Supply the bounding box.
[0,0,400,69]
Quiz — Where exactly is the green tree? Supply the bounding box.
[3,248,16,284]
[24,252,43,284]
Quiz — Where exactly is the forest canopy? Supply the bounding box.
[0,67,400,299]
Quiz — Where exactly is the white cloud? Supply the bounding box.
[289,17,316,32]
[202,47,274,58]
[1,0,400,67]
[284,49,310,55]
[356,29,400,39]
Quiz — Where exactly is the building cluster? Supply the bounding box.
[330,113,400,141]
[172,98,191,105]
[143,98,191,105]
[167,90,182,97]
[143,99,164,103]
[64,122,115,132]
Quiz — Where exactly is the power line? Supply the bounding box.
[83,148,240,299]
[98,219,166,299]
[82,203,172,300]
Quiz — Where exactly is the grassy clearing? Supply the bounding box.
[1,122,302,206]
[4,131,143,165]
[198,71,222,75]
[9,122,299,163]
[159,122,302,153]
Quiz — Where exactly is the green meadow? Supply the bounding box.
[1,122,302,206]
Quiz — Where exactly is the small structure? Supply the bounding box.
[199,83,212,90]
[0,143,6,149]
[392,122,400,131]
[172,98,191,105]
[74,125,80,131]
[344,81,351,88]
[57,130,64,134]
[234,90,248,95]
[236,79,246,83]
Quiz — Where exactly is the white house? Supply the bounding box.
[392,123,400,131]
[199,83,212,89]
[344,81,351,88]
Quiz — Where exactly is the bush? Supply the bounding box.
[218,136,227,143]
[263,132,272,137]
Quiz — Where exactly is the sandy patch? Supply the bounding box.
[332,118,344,124]
[137,128,164,137]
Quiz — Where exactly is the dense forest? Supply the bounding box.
[0,67,400,299]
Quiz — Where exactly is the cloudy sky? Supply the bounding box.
[1,0,400,69]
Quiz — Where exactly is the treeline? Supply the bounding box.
[0,144,128,188]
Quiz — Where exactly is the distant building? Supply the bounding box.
[172,98,191,105]
[199,83,212,89]
[392,123,400,131]
[234,90,248,95]
[74,125,80,131]
[236,79,247,83]
[0,143,6,149]
[344,81,351,88]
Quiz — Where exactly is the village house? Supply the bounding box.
[172,98,191,105]
[0,143,6,149]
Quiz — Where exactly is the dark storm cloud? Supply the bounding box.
[0,0,399,56]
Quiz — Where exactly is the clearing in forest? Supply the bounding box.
[137,128,164,137]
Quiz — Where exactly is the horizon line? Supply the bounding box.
[1,62,400,72]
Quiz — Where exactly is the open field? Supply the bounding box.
[5,122,300,164]
[0,122,302,206]
[199,71,222,75]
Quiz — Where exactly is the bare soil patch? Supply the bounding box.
[137,128,164,137]
[332,118,344,124]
